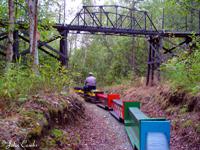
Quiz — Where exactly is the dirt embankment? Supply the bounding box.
[107,84,200,150]
[0,92,84,150]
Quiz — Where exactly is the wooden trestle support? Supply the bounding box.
[146,36,163,86]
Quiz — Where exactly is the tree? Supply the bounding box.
[6,0,15,62]
[26,0,39,66]
[126,0,144,76]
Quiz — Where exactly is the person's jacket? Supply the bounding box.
[85,76,96,86]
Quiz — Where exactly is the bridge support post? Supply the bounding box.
[157,37,163,82]
[59,30,68,67]
[146,37,152,86]
[146,36,162,86]
[13,30,19,60]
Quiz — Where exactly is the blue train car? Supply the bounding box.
[124,102,170,150]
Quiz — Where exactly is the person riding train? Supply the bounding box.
[83,72,96,92]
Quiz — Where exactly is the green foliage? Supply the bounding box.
[70,35,147,86]
[141,0,200,32]
[179,105,188,113]
[0,1,8,20]
[0,63,35,99]
[0,60,75,101]
[181,119,193,128]
[50,128,63,139]
[161,38,200,94]
[19,110,47,128]
[39,61,74,92]
[196,123,200,133]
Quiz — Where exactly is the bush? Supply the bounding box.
[161,40,200,94]
[0,61,76,101]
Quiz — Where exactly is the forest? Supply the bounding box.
[0,0,199,150]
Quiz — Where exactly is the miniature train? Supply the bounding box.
[74,87,170,150]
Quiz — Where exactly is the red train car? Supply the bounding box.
[110,100,135,122]
[96,93,120,110]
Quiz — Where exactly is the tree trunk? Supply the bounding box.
[74,34,77,50]
[131,37,137,75]
[6,0,15,62]
[130,1,139,76]
[26,0,39,66]
[63,0,66,24]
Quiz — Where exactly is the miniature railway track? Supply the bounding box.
[74,87,171,150]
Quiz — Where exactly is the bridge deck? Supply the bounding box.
[54,24,200,38]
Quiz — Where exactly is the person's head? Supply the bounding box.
[88,72,93,76]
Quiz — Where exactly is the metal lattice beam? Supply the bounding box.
[54,5,200,37]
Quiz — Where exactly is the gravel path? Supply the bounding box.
[66,102,133,150]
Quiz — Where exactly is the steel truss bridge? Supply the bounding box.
[0,5,200,85]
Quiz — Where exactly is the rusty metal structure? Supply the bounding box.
[0,5,200,85]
